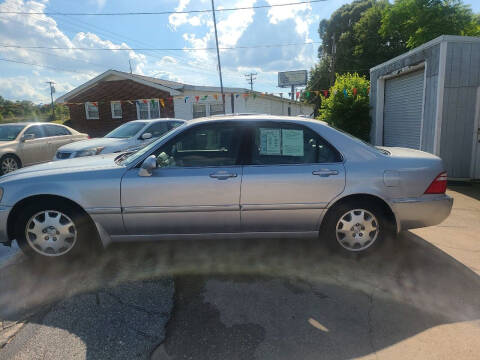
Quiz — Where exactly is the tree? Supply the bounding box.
[318,0,375,79]
[304,59,331,115]
[380,0,480,49]
[318,73,371,141]
[353,1,405,72]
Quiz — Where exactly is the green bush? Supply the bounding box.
[318,73,371,142]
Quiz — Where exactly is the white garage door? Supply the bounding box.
[383,70,424,149]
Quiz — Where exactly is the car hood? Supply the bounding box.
[58,137,133,153]
[0,153,122,180]
[0,140,17,147]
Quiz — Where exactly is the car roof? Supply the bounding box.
[0,122,56,126]
[131,118,185,123]
[187,114,327,127]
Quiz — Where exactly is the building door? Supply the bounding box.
[383,70,425,149]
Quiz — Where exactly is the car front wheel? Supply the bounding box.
[322,200,392,255]
[0,154,21,175]
[15,201,98,259]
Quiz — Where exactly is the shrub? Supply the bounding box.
[318,73,371,141]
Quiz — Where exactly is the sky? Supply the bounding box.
[0,0,479,103]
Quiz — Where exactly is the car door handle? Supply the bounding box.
[209,171,238,180]
[312,169,339,177]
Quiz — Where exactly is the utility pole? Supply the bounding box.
[330,34,336,86]
[129,59,133,74]
[46,81,55,121]
[244,72,257,91]
[211,0,225,114]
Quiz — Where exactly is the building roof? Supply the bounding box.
[55,69,303,104]
[370,35,480,72]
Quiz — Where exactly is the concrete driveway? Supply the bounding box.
[0,185,479,359]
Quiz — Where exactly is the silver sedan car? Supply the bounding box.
[0,115,453,258]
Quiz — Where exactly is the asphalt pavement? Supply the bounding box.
[0,185,479,359]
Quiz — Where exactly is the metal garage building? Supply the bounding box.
[370,35,480,179]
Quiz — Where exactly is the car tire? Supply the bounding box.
[15,200,99,260]
[0,154,21,175]
[321,200,393,256]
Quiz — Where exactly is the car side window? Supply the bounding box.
[154,123,241,167]
[24,125,45,139]
[45,124,71,137]
[250,123,341,165]
[143,122,169,138]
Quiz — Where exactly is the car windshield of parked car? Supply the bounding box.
[0,124,26,141]
[105,122,146,139]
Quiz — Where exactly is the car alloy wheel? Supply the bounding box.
[1,156,19,174]
[335,209,379,252]
[25,210,77,257]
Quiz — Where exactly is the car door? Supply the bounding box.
[240,121,346,233]
[44,124,76,159]
[121,122,244,236]
[17,125,47,166]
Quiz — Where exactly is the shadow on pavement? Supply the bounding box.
[0,231,479,359]
[449,183,480,201]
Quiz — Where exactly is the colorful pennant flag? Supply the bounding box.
[184,96,189,103]
[343,89,348,98]
[195,96,200,103]
[213,94,218,100]
[296,91,300,100]
[353,88,357,97]
[322,90,328,97]
[159,99,165,108]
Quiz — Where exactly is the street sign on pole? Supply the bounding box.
[278,70,308,88]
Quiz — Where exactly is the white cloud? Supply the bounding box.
[0,0,152,101]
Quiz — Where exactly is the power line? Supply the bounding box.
[0,41,321,52]
[0,1,328,16]
[0,57,84,73]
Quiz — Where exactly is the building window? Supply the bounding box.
[85,102,99,120]
[210,103,224,116]
[136,99,160,119]
[193,103,206,118]
[111,101,122,118]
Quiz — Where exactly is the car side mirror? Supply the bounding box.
[21,133,35,142]
[139,155,157,177]
[141,132,152,140]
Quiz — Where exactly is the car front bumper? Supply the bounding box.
[391,195,453,231]
[0,206,12,245]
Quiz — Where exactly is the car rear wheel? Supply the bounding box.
[322,200,392,255]
[15,201,98,259]
[0,155,20,175]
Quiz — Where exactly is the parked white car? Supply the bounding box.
[54,118,185,160]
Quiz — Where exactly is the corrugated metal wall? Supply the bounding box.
[440,40,480,178]
[371,36,480,178]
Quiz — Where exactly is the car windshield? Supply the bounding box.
[119,124,185,166]
[105,122,146,139]
[0,124,25,141]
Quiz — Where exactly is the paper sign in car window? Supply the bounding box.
[259,128,281,155]
[282,129,304,156]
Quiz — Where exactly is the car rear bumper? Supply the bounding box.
[0,206,11,245]
[391,195,453,231]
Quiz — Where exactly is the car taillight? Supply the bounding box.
[424,172,447,194]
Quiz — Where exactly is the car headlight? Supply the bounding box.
[75,147,105,157]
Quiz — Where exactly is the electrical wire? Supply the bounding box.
[0,0,328,16]
[0,41,321,51]
[0,57,85,73]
